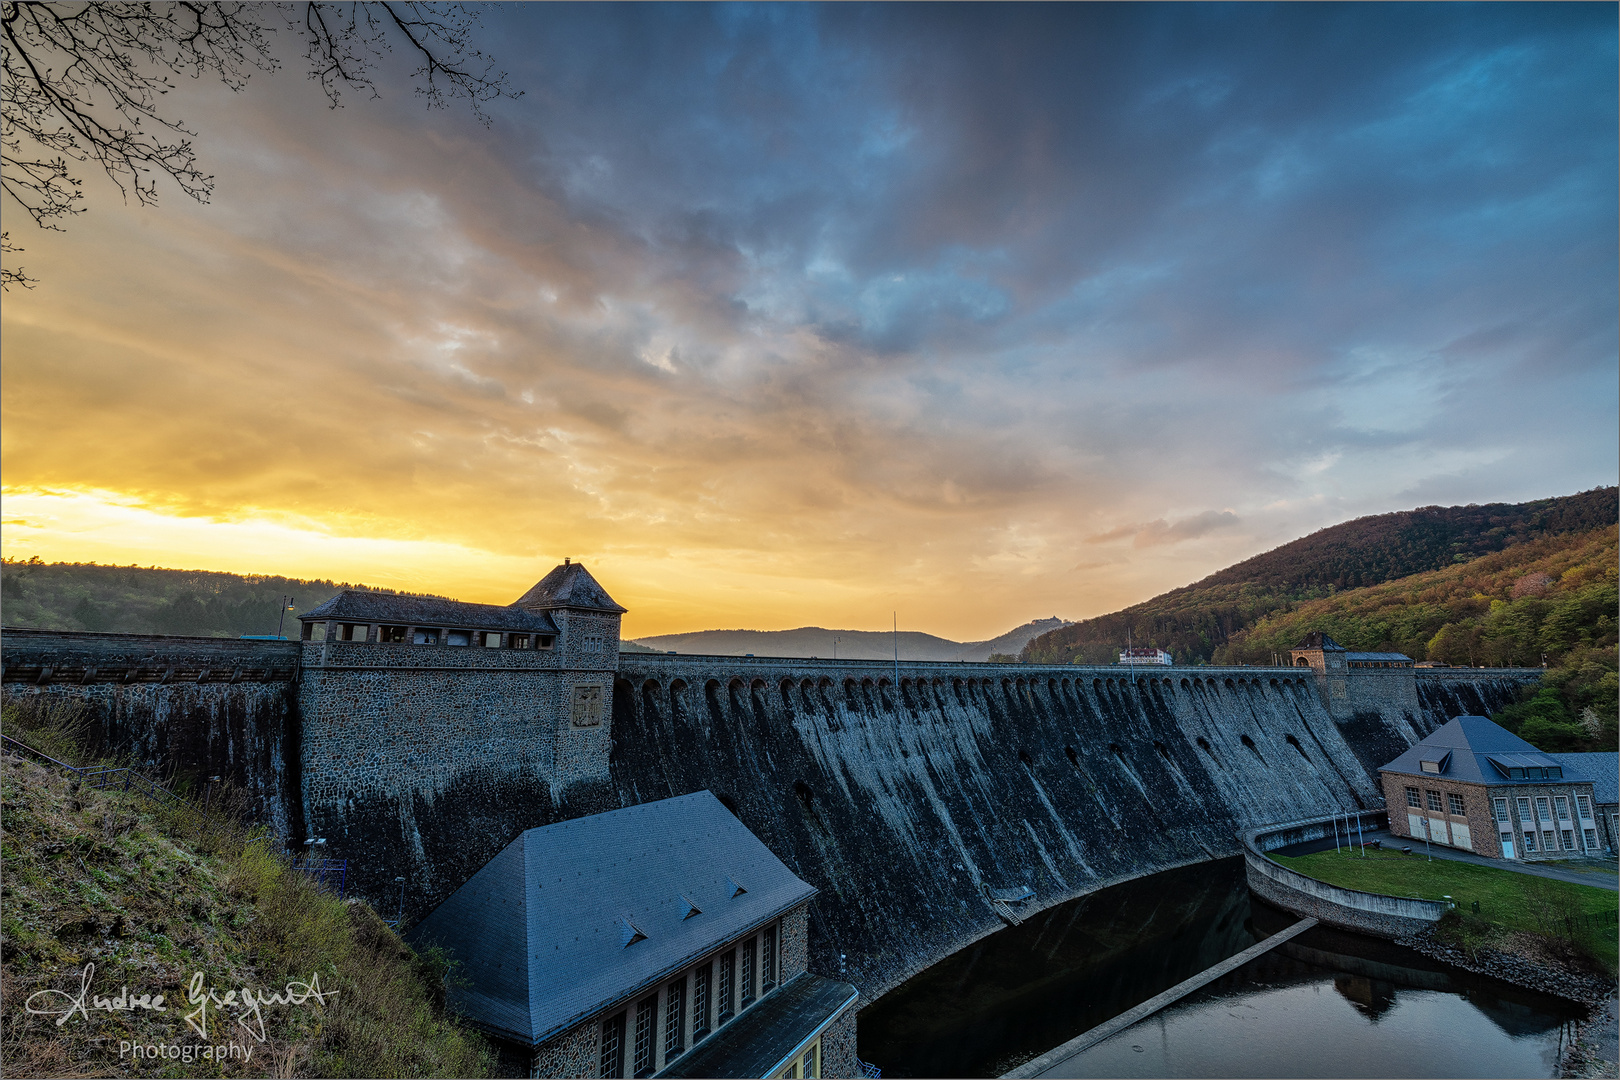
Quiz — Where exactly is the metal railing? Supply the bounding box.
[1,733,187,810]
[290,857,349,898]
[856,1056,882,1078]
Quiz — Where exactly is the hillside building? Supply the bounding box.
[408,791,858,1080]
[1378,716,1608,860]
[1118,648,1172,666]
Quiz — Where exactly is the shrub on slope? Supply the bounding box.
[0,701,492,1079]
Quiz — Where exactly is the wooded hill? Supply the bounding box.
[0,561,441,639]
[1021,487,1617,667]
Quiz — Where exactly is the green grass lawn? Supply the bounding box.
[1271,846,1618,972]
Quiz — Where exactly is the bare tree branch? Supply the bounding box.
[0,1,522,283]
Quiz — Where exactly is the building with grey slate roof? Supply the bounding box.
[1551,752,1619,851]
[1379,716,1609,861]
[408,791,858,1079]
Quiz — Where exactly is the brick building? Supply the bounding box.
[408,791,858,1079]
[1378,716,1608,861]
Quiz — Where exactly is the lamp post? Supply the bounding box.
[277,596,296,638]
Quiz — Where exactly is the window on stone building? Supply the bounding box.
[1584,828,1598,849]
[1405,787,1421,808]
[1447,793,1465,816]
[693,962,711,1043]
[1517,797,1533,823]
[537,635,555,650]
[803,1042,820,1079]
[1535,797,1553,822]
[762,924,777,992]
[1522,830,1537,852]
[446,630,471,647]
[1500,831,1513,850]
[1554,796,1571,820]
[664,978,685,1061]
[1425,790,1443,813]
[633,996,657,1078]
[741,936,756,1008]
[337,623,367,641]
[1577,795,1594,819]
[719,951,735,1024]
[413,628,439,645]
[482,632,502,648]
[601,1012,626,1079]
[1494,798,1510,823]
[1542,830,1558,851]
[510,633,531,649]
[1561,829,1575,851]
[379,625,407,643]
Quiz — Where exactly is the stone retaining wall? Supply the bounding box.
[1243,814,1448,938]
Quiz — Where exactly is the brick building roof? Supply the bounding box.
[1551,752,1619,806]
[1380,715,1591,787]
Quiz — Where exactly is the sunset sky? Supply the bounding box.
[2,4,1615,640]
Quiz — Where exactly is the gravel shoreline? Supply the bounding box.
[1393,928,1617,1078]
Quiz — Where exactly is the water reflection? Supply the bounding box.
[857,859,1264,1078]
[857,860,1585,1079]
[1052,931,1582,1079]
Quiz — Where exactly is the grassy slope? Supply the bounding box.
[1272,847,1618,973]
[1022,487,1617,666]
[0,708,492,1079]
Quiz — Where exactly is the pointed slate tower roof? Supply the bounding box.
[1296,631,1346,651]
[513,560,627,614]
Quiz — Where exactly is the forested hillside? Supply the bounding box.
[0,560,440,638]
[1022,488,1617,666]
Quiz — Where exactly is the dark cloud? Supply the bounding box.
[1,3,1613,635]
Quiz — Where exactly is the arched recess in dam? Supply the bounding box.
[608,658,1440,1000]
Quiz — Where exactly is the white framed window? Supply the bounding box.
[1535,797,1552,822]
[1555,796,1571,821]
[1522,831,1537,852]
[1426,790,1443,813]
[1494,798,1510,823]
[1584,828,1599,849]
[1516,796,1533,822]
[1447,793,1465,816]
[1576,795,1594,819]
[1543,830,1558,851]
[1561,829,1575,851]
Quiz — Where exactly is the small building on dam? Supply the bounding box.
[0,562,1548,1075]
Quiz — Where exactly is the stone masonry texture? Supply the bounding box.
[1,622,1542,1008]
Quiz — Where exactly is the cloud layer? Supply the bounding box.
[2,4,1615,637]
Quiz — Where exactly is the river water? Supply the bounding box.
[856,858,1585,1078]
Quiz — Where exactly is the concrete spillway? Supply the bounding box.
[607,658,1514,1000]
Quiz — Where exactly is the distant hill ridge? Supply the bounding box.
[1021,487,1618,666]
[630,618,1071,662]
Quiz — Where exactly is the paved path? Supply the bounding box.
[1001,918,1318,1079]
[1275,827,1619,892]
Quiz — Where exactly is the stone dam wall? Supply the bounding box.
[0,630,301,838]
[1,627,1541,1002]
[606,656,1536,999]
